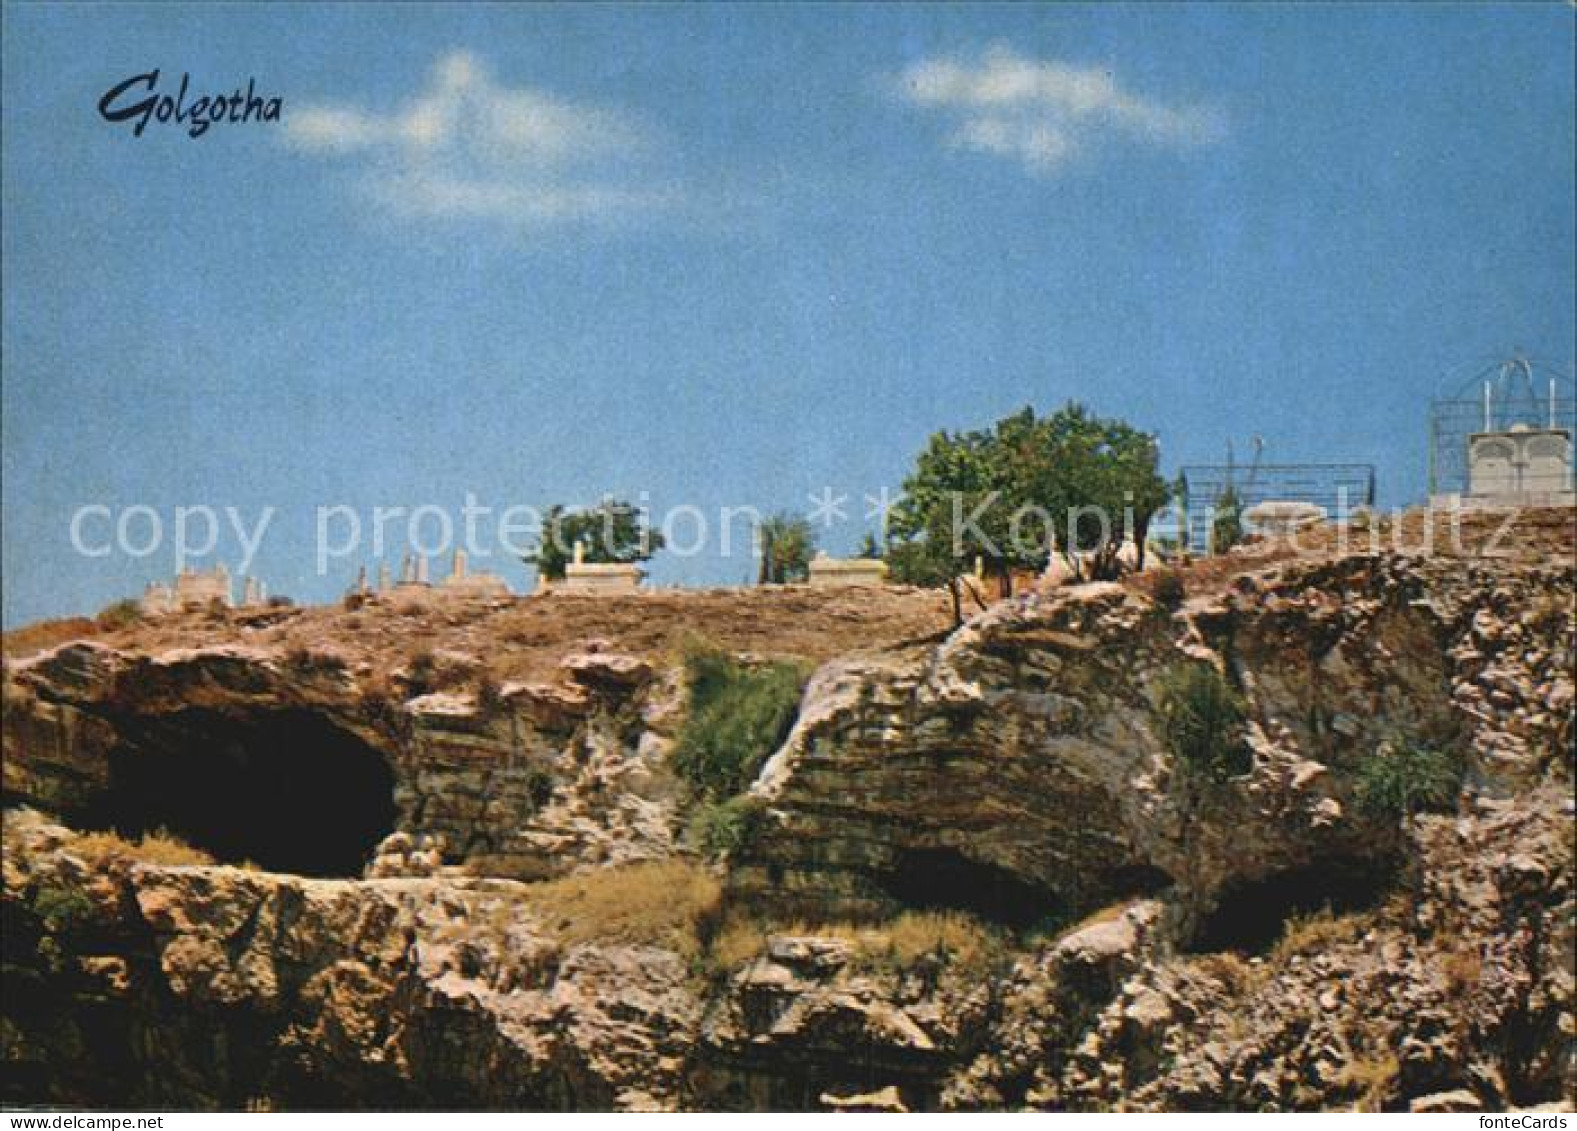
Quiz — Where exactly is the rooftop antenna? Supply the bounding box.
[1222,436,1264,496]
[1245,435,1265,493]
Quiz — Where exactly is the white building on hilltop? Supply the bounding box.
[1429,355,1576,509]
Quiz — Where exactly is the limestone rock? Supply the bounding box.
[1410,1090,1484,1113]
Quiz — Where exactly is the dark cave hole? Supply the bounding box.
[1188,855,1398,954]
[1098,863,1175,898]
[876,847,1063,930]
[93,707,396,877]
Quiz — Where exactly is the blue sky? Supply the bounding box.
[2,2,1573,624]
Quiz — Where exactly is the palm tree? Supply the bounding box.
[756,513,816,584]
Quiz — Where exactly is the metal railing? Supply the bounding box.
[1177,463,1377,552]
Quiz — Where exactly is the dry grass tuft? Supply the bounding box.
[1271,906,1367,963]
[1334,1050,1399,1112]
[874,909,999,974]
[705,909,1001,980]
[707,916,772,973]
[1,617,100,658]
[71,828,215,868]
[1192,950,1257,995]
[526,859,723,955]
[1526,588,1574,632]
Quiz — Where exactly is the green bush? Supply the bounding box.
[475,675,506,717]
[284,647,348,678]
[672,646,806,799]
[524,767,556,810]
[95,598,143,631]
[31,881,95,931]
[1356,742,1464,819]
[1154,663,1251,782]
[404,650,438,696]
[1211,488,1244,554]
[1152,570,1187,611]
[688,795,767,857]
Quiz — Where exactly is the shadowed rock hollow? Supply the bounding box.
[98,707,396,876]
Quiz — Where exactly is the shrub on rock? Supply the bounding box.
[1154,663,1251,782]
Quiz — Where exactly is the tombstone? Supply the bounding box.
[172,564,231,608]
[558,539,643,592]
[807,552,889,588]
[141,582,175,616]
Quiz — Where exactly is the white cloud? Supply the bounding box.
[282,51,668,225]
[894,45,1225,174]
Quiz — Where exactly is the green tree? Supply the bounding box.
[523,499,665,581]
[1014,403,1172,580]
[884,533,970,624]
[884,424,1004,621]
[885,403,1171,615]
[756,512,816,584]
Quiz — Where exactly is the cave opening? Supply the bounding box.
[877,847,1063,930]
[95,707,396,877]
[1098,863,1175,898]
[1188,855,1397,954]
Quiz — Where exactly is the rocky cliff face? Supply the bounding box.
[3,531,1573,1111]
[737,554,1571,933]
[1,640,683,882]
[3,812,698,1110]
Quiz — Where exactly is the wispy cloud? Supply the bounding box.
[892,45,1226,175]
[283,51,672,226]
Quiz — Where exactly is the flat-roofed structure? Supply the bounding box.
[1430,355,1576,507]
[807,553,889,588]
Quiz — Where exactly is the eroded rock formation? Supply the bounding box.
[3,526,1573,1111]
[736,554,1571,933]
